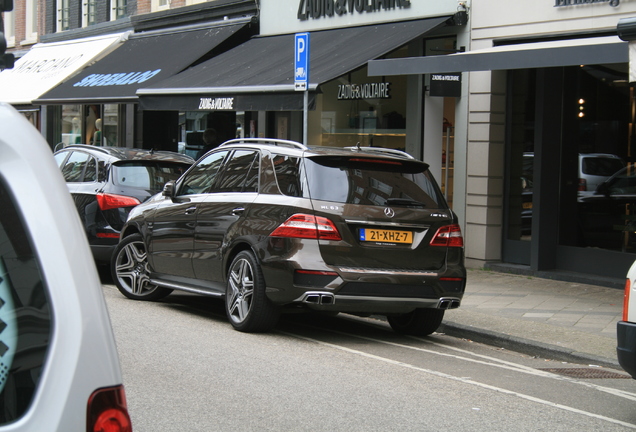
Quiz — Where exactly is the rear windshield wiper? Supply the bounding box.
[385,198,426,208]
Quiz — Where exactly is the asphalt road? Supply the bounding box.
[101,284,636,432]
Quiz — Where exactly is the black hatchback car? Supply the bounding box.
[54,145,193,264]
[112,139,466,335]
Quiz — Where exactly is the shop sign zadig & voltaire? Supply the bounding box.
[298,0,411,20]
[337,82,391,100]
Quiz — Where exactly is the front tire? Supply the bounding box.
[111,234,172,301]
[225,251,280,332]
[387,308,444,336]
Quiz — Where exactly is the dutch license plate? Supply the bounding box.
[359,228,413,244]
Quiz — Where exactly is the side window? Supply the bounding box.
[83,156,97,182]
[60,151,90,183]
[179,151,228,195]
[272,155,302,197]
[53,151,69,168]
[213,150,259,193]
[0,179,52,424]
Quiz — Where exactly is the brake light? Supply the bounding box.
[430,224,464,247]
[97,193,141,211]
[270,214,342,241]
[624,278,631,322]
[87,385,132,432]
[578,178,587,191]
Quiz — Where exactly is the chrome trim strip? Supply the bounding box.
[334,295,441,305]
[150,279,223,297]
[345,219,428,229]
[338,267,438,277]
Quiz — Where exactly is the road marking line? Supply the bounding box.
[281,330,636,429]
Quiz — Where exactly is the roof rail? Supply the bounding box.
[61,144,112,155]
[344,146,415,160]
[219,138,308,151]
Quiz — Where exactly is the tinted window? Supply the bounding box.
[304,158,445,208]
[0,179,52,424]
[180,151,228,195]
[582,157,624,176]
[272,155,302,197]
[113,162,188,191]
[84,156,97,182]
[60,151,90,182]
[214,150,259,193]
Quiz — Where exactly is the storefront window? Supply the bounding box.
[319,66,407,149]
[102,104,118,146]
[506,64,632,254]
[507,69,536,242]
[560,64,631,252]
[60,105,82,148]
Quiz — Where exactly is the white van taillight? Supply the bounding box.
[87,385,132,432]
[624,278,631,322]
[270,214,342,241]
[97,193,141,211]
[578,178,587,192]
[430,224,464,247]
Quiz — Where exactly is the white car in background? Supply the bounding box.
[618,259,636,379]
[0,102,132,431]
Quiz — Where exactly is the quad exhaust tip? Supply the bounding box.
[437,298,461,310]
[303,293,335,305]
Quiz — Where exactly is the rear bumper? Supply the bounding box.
[90,243,117,264]
[294,291,461,314]
[617,321,636,379]
[262,261,465,314]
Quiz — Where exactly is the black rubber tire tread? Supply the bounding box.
[225,250,280,333]
[111,233,172,301]
[387,308,445,336]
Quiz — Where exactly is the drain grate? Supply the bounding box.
[539,368,631,379]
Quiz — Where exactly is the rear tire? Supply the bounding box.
[387,308,444,336]
[111,234,172,301]
[225,251,280,332]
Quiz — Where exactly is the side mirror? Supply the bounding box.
[162,181,175,198]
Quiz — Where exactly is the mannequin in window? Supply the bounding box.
[92,118,102,146]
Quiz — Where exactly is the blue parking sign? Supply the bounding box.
[295,33,309,91]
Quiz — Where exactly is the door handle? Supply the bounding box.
[232,207,245,216]
[184,206,197,215]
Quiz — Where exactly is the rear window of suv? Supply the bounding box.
[272,155,446,208]
[0,179,52,424]
[113,162,189,190]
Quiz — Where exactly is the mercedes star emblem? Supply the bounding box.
[384,207,395,218]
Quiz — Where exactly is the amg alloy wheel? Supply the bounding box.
[111,234,172,301]
[387,308,445,336]
[225,250,280,332]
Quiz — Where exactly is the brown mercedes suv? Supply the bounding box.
[111,138,466,334]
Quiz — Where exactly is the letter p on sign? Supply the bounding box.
[295,33,309,91]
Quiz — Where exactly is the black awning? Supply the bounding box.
[137,16,449,110]
[368,36,628,76]
[35,21,251,105]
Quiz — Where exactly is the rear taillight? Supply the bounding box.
[270,214,342,241]
[87,385,132,432]
[578,178,587,191]
[624,278,631,322]
[97,193,141,211]
[430,224,464,247]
